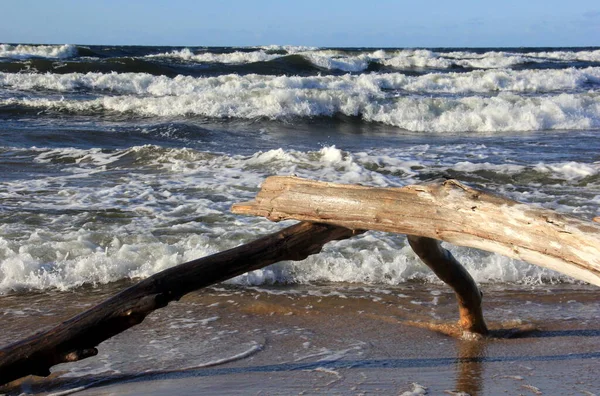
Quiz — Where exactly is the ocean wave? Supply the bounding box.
[1,143,594,292]
[335,48,600,70]
[3,85,599,132]
[0,44,77,59]
[441,49,600,66]
[146,47,372,73]
[17,144,600,188]
[260,44,320,52]
[367,93,600,132]
[3,67,598,97]
[147,48,281,64]
[144,47,600,71]
[524,49,600,63]
[2,45,597,73]
[144,48,448,72]
[0,229,570,293]
[2,47,597,77]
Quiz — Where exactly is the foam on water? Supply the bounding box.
[335,48,600,70]
[0,44,77,59]
[147,48,280,64]
[303,52,371,72]
[533,161,600,180]
[453,160,600,181]
[524,49,600,62]
[4,68,600,95]
[4,90,598,133]
[260,45,320,52]
[437,49,600,68]
[375,49,538,70]
[1,144,593,293]
[2,68,600,132]
[148,47,375,71]
[145,47,600,70]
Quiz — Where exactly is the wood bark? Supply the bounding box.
[0,222,357,386]
[407,236,487,335]
[232,176,600,287]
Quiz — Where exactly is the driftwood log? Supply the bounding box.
[0,222,357,386]
[232,176,600,335]
[232,176,600,287]
[2,176,599,385]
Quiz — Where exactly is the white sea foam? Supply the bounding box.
[146,47,600,70]
[1,144,589,293]
[534,161,600,180]
[303,53,371,72]
[147,48,280,64]
[3,69,600,133]
[452,160,600,181]
[335,48,600,70]
[4,67,599,95]
[452,161,526,174]
[4,86,598,132]
[260,45,320,52]
[231,236,569,287]
[148,47,373,71]
[437,49,599,68]
[0,44,77,59]
[524,49,600,63]
[400,383,428,396]
[325,48,600,70]
[442,49,600,64]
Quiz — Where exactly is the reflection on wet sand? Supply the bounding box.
[455,340,486,395]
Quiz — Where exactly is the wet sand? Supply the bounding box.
[1,283,599,395]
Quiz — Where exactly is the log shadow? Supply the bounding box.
[495,328,600,339]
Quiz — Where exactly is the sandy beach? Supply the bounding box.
[1,282,598,395]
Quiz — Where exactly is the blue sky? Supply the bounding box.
[2,0,598,47]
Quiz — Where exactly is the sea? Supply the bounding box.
[0,44,599,395]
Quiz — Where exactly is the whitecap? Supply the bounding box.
[0,44,77,59]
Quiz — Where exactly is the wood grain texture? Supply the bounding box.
[232,176,600,286]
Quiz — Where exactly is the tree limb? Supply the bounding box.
[0,222,357,386]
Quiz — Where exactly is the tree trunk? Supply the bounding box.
[0,222,357,386]
[232,176,600,287]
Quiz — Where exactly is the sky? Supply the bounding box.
[2,0,599,48]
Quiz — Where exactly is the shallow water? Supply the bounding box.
[1,283,598,395]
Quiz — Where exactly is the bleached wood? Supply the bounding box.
[232,176,600,287]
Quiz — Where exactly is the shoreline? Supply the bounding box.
[1,283,598,395]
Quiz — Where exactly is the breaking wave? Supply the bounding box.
[2,144,592,292]
[3,67,598,95]
[147,47,600,72]
[0,44,77,59]
[2,84,598,133]
[146,47,600,72]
